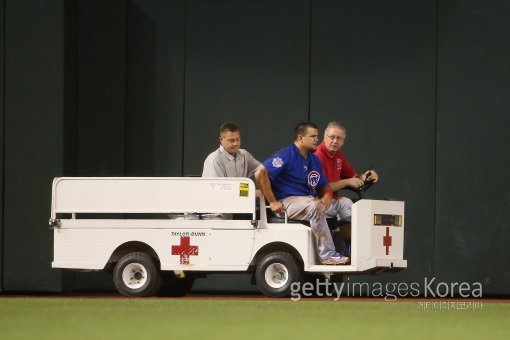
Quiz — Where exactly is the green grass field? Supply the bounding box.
[0,297,508,339]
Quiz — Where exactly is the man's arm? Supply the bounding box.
[255,165,283,214]
[319,185,333,210]
[245,151,262,178]
[329,169,380,191]
[314,158,333,209]
[329,177,364,191]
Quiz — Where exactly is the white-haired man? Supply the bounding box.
[314,121,379,255]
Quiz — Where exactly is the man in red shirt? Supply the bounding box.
[315,121,379,254]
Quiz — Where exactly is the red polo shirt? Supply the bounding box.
[314,141,357,183]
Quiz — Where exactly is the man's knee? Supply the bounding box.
[336,197,353,220]
[311,199,326,214]
[338,197,353,208]
[302,199,325,222]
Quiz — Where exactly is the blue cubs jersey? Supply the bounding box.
[262,143,329,200]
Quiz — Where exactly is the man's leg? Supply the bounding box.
[326,197,353,256]
[337,197,353,222]
[338,197,352,256]
[281,196,336,260]
[325,197,353,222]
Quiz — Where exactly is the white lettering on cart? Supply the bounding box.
[172,231,190,237]
[171,231,206,237]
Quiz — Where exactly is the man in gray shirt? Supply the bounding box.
[202,122,261,178]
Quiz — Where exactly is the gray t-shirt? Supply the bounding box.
[202,145,261,177]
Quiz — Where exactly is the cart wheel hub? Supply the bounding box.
[122,263,147,289]
[264,263,289,289]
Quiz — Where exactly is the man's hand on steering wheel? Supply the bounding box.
[346,177,365,189]
[364,170,379,183]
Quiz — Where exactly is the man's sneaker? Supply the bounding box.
[321,252,349,265]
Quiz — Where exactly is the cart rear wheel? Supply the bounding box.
[255,252,303,298]
[113,252,161,297]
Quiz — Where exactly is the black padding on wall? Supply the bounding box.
[76,0,126,176]
[0,0,4,292]
[69,0,128,290]
[435,0,510,295]
[125,0,186,176]
[1,0,509,296]
[3,0,65,291]
[310,0,438,286]
[183,0,311,175]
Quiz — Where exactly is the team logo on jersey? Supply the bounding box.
[336,158,342,171]
[308,171,320,188]
[272,157,284,168]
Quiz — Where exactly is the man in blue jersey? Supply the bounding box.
[255,122,349,265]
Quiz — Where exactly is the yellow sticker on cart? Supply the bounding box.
[240,183,249,197]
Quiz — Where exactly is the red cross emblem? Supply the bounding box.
[383,227,392,255]
[172,236,199,264]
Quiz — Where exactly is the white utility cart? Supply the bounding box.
[50,177,407,297]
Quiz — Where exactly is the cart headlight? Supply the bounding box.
[374,214,402,227]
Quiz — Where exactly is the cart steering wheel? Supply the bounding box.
[345,172,375,200]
